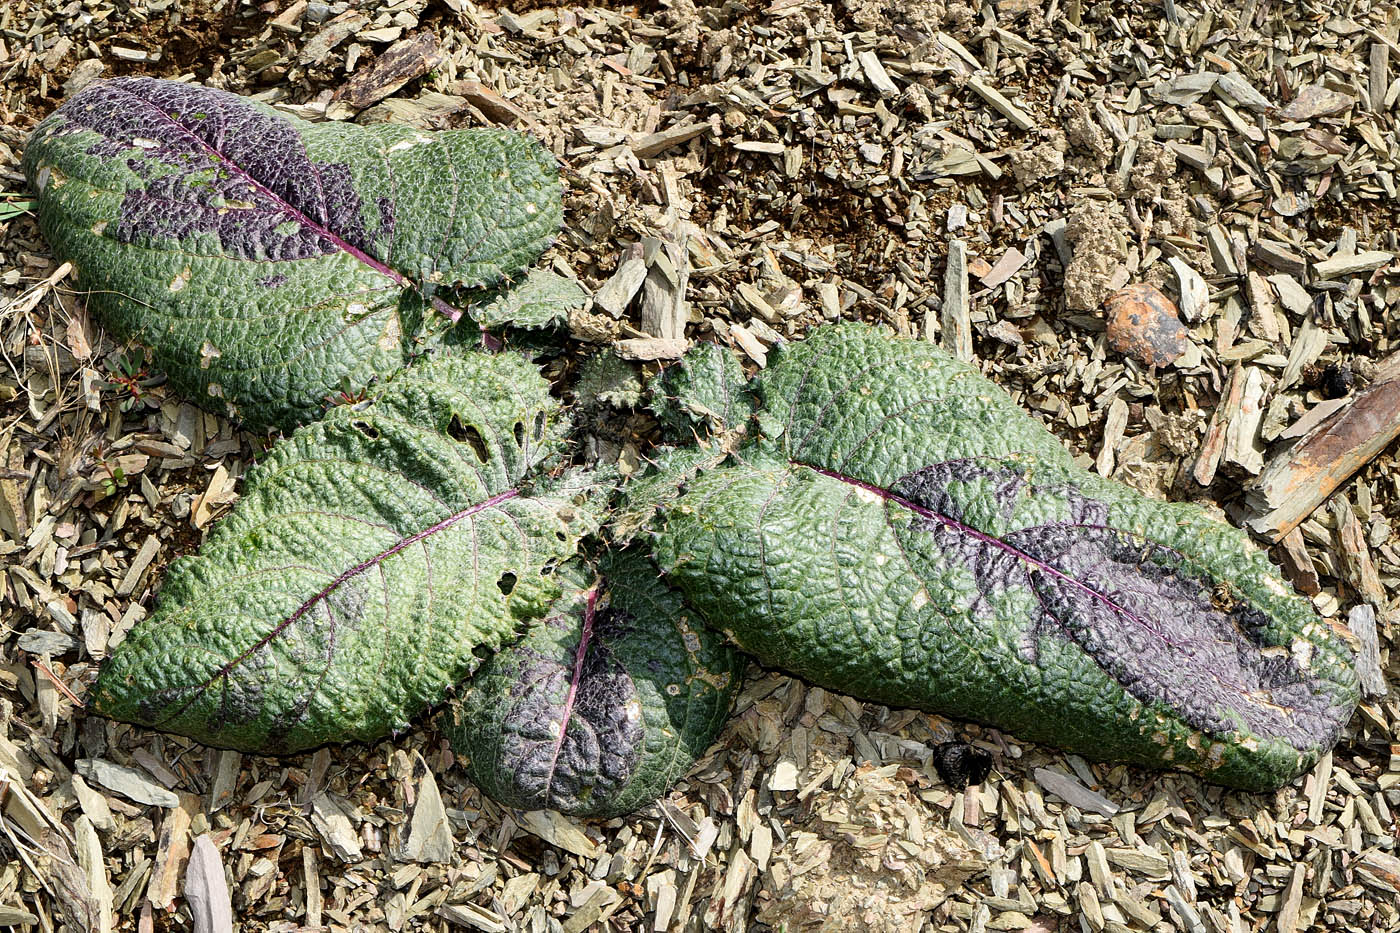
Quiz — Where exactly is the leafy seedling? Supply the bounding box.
[41,81,1361,814]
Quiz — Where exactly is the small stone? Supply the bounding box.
[518,810,599,859]
[1105,284,1188,367]
[404,766,453,864]
[769,759,799,792]
[1008,143,1064,186]
[309,792,363,862]
[16,629,76,656]
[243,49,281,74]
[64,59,105,95]
[729,324,768,366]
[980,248,1028,288]
[940,240,972,361]
[1313,250,1392,280]
[1064,200,1131,310]
[70,774,116,832]
[1032,767,1120,817]
[592,256,648,318]
[184,835,234,933]
[76,758,179,808]
[1267,273,1312,314]
[1167,257,1210,323]
[856,50,899,97]
[109,46,150,62]
[303,0,333,23]
[1278,85,1355,121]
[615,337,688,361]
[1213,71,1271,111]
[1272,191,1310,217]
[1347,604,1387,698]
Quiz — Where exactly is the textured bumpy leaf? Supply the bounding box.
[92,352,598,753]
[576,351,642,409]
[23,77,562,428]
[607,349,753,546]
[445,551,742,817]
[650,341,751,439]
[463,268,589,331]
[651,324,1359,790]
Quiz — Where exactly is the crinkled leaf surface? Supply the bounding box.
[446,551,741,817]
[650,341,751,439]
[576,350,642,409]
[610,345,754,543]
[651,324,1359,790]
[92,352,598,753]
[462,267,589,331]
[23,77,562,428]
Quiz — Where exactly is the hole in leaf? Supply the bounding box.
[514,421,525,447]
[352,421,379,440]
[532,411,546,441]
[497,572,518,595]
[472,644,493,662]
[448,415,489,462]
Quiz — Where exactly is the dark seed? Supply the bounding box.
[1319,361,1353,399]
[932,741,994,790]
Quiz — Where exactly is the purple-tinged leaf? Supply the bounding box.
[91,352,600,753]
[651,324,1359,791]
[447,552,742,817]
[24,77,562,428]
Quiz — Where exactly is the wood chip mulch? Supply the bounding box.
[1,0,1397,930]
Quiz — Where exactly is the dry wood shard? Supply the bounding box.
[1248,352,1400,541]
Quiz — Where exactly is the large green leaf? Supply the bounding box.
[23,77,563,428]
[92,352,600,753]
[445,551,742,818]
[648,324,1359,790]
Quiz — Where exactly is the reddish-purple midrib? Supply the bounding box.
[541,584,600,798]
[109,83,463,322]
[796,461,1177,644]
[162,487,520,719]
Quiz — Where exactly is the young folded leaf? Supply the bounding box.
[23,77,563,428]
[92,352,601,753]
[649,340,753,439]
[461,268,590,332]
[445,551,741,818]
[608,342,754,543]
[650,324,1359,791]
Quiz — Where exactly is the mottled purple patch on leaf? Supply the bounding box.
[376,196,396,245]
[497,608,644,812]
[887,461,1350,751]
[134,571,367,752]
[55,77,386,261]
[140,652,268,738]
[258,273,288,288]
